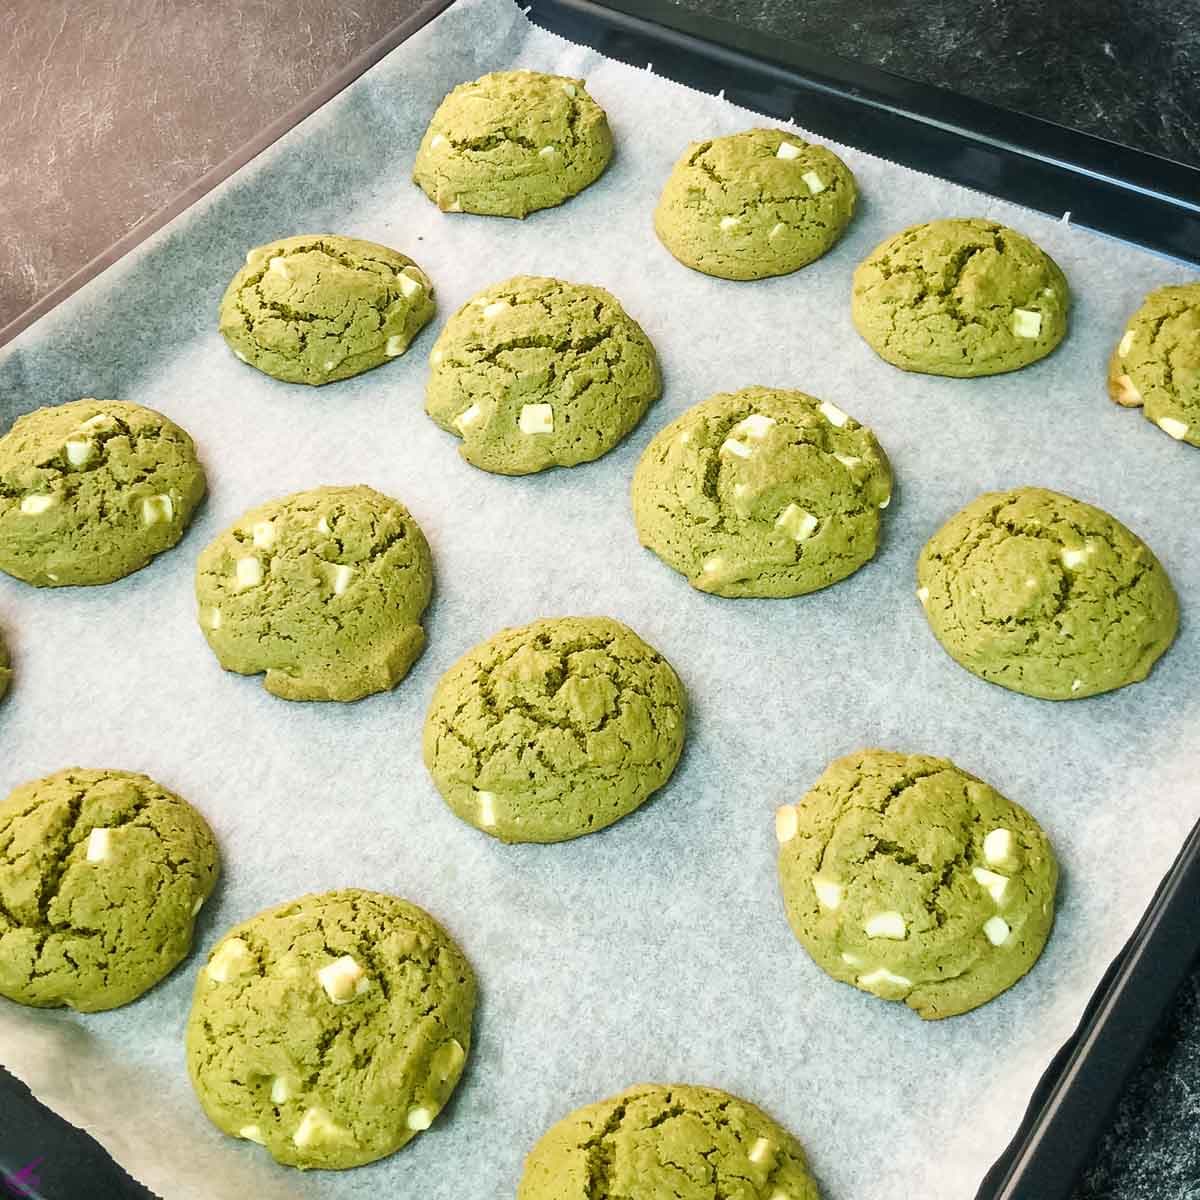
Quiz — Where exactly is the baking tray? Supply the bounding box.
[0,2,1198,1199]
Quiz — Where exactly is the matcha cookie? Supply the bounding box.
[219,234,435,385]
[423,616,686,843]
[852,218,1069,377]
[426,276,661,475]
[186,889,475,1170]
[776,749,1057,1020]
[413,70,612,218]
[0,398,206,587]
[195,485,432,702]
[632,388,892,598]
[918,487,1178,700]
[1107,282,1200,447]
[518,1083,821,1200]
[0,626,10,701]
[654,129,856,280]
[0,768,218,1012]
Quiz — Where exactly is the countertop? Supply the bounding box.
[1,1,1198,1198]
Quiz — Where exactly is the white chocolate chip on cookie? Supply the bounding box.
[1112,374,1143,407]
[235,557,263,590]
[864,911,907,939]
[1011,309,1042,338]
[802,170,826,194]
[984,916,1011,945]
[20,494,57,515]
[775,504,818,542]
[64,437,96,467]
[776,141,801,160]
[454,404,483,433]
[817,399,848,427]
[774,805,798,844]
[477,791,497,828]
[972,867,1008,904]
[811,876,843,910]
[518,403,554,434]
[317,955,371,1004]
[206,937,256,983]
[252,521,276,548]
[1118,330,1134,357]
[748,1136,772,1164]
[1158,416,1189,441]
[407,1106,435,1132]
[719,216,741,231]
[86,827,113,863]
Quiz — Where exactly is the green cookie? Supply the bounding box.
[0,626,10,701]
[0,768,218,1012]
[776,749,1057,1020]
[1107,282,1200,447]
[632,387,892,598]
[0,398,206,587]
[423,616,686,843]
[218,234,435,385]
[195,485,432,703]
[918,487,1178,700]
[852,218,1070,377]
[186,889,475,1171]
[518,1083,821,1200]
[425,275,661,475]
[654,128,856,280]
[412,70,612,218]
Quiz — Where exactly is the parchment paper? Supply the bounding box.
[0,1,1196,1197]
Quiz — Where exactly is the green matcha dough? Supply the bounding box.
[186,888,475,1171]
[518,1083,821,1200]
[0,626,9,701]
[218,234,435,385]
[423,616,686,843]
[195,485,432,702]
[0,398,206,587]
[1107,281,1200,447]
[632,387,892,598]
[425,275,661,475]
[412,70,613,218]
[776,749,1057,1020]
[918,487,1178,701]
[654,129,856,280]
[0,768,218,1012]
[852,218,1070,377]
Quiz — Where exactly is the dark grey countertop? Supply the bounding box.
[1,2,1198,1198]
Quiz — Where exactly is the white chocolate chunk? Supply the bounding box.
[316,516,331,534]
[482,300,508,319]
[857,967,912,993]
[323,360,336,371]
[235,557,263,590]
[317,955,370,1004]
[1011,308,1042,338]
[1113,373,1143,407]
[1061,546,1090,569]
[841,951,864,967]
[20,494,56,515]
[984,916,1011,945]
[1158,416,1190,440]
[252,521,276,548]
[446,198,463,213]
[1071,678,1083,693]
[234,350,248,362]
[79,413,117,433]
[86,827,113,863]
[984,828,1015,866]
[268,256,290,279]
[774,805,798,844]
[719,216,741,231]
[811,876,843,910]
[454,404,483,433]
[734,413,775,439]
[518,403,554,434]
[239,1125,266,1145]
[477,791,497,828]
[832,452,861,469]
[817,399,848,427]
[701,556,723,575]
[775,504,818,542]
[271,1077,293,1104]
[206,937,255,983]
[1118,330,1134,357]
[878,495,891,509]
[538,144,558,158]
[330,564,355,595]
[191,894,205,916]
[748,1136,772,1164]
[206,607,222,631]
[864,911,907,939]
[561,82,577,97]
[431,348,444,365]
[293,1107,347,1148]
[65,437,96,466]
[432,1038,466,1080]
[141,494,174,526]
[407,1106,435,1132]
[721,437,753,458]
[801,170,826,194]
[916,586,929,605]
[430,133,447,149]
[398,274,423,299]
[768,222,786,239]
[776,141,801,160]
[972,867,1009,904]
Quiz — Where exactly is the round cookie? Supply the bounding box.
[425,276,661,475]
[423,616,686,843]
[195,485,432,702]
[0,625,10,701]
[412,70,612,218]
[852,218,1069,377]
[1107,281,1200,447]
[632,387,892,598]
[654,128,856,280]
[0,768,218,1012]
[218,234,435,385]
[776,749,1057,1020]
[186,889,475,1170]
[0,398,206,587]
[518,1083,821,1200]
[917,487,1178,700]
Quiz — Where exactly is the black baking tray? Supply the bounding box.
[2,1,1198,1198]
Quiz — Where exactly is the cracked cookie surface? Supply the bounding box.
[425,275,661,475]
[1107,281,1200,447]
[195,485,432,703]
[218,234,435,386]
[423,616,686,843]
[412,70,612,218]
[654,128,856,280]
[851,218,1069,377]
[0,768,218,1012]
[917,487,1178,700]
[631,387,892,598]
[0,398,206,587]
[777,749,1057,1020]
[186,888,475,1171]
[518,1082,820,1200]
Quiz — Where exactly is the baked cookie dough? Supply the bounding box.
[852,218,1069,377]
[0,398,206,587]
[195,485,432,702]
[654,129,856,280]
[186,889,475,1171]
[632,387,892,598]
[423,616,686,843]
[0,768,218,1012]
[1107,282,1200,447]
[0,626,10,701]
[413,70,612,218]
[218,234,435,385]
[776,749,1057,1020]
[518,1083,821,1200]
[917,487,1178,700]
[426,276,661,475]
